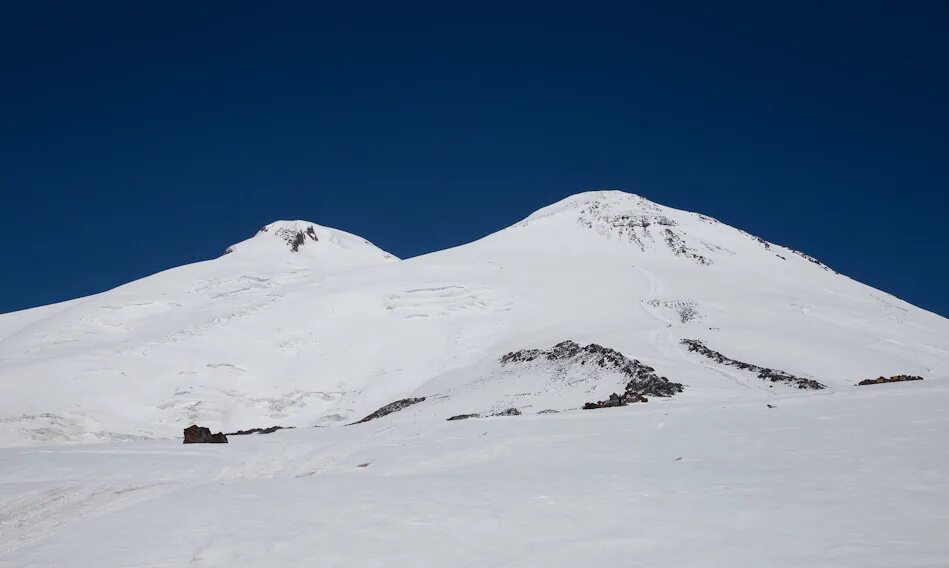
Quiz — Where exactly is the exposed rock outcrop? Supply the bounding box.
[500,340,684,398]
[521,192,713,265]
[183,425,228,444]
[446,413,481,421]
[790,249,835,272]
[353,397,426,424]
[663,228,711,265]
[226,425,293,436]
[255,223,320,252]
[583,392,648,410]
[491,408,521,417]
[681,339,825,390]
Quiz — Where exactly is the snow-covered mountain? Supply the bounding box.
[2,190,948,567]
[1,191,947,446]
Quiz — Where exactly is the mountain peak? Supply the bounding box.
[223,220,398,264]
[522,190,660,224]
[510,189,719,263]
[255,220,322,252]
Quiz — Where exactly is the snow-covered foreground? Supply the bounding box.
[2,379,946,567]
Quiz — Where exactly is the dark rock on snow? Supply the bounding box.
[501,340,684,398]
[226,425,293,436]
[492,408,521,416]
[289,231,308,252]
[447,413,481,421]
[353,397,426,424]
[183,425,228,444]
[790,249,835,272]
[583,392,648,410]
[680,339,825,390]
[857,375,924,386]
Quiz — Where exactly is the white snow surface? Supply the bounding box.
[1,383,947,567]
[0,190,947,566]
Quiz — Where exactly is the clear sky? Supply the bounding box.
[1,2,947,316]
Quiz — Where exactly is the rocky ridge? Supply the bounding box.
[681,339,825,390]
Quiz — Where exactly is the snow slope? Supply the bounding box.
[1,380,947,567]
[0,191,947,446]
[1,190,947,566]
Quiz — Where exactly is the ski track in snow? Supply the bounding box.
[0,480,180,557]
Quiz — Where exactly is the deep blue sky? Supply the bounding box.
[1,2,947,316]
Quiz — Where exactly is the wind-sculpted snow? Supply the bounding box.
[681,339,826,390]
